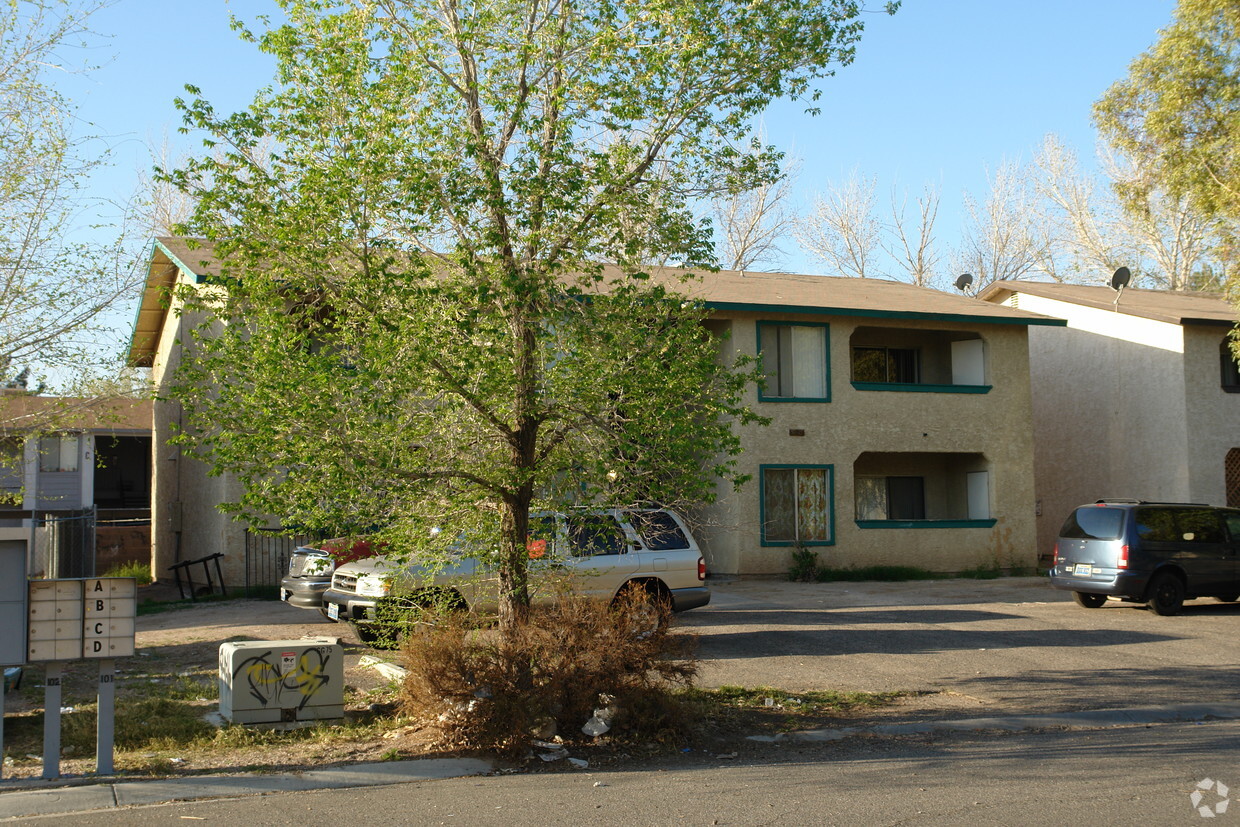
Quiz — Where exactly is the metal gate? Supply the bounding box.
[244,529,318,593]
[29,509,96,579]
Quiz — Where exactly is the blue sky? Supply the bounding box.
[63,1,1176,301]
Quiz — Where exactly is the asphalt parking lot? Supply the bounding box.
[133,576,1240,720]
[682,577,1240,716]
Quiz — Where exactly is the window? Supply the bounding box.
[849,327,988,392]
[625,510,689,550]
[1061,507,1125,541]
[38,434,78,473]
[758,322,829,401]
[855,476,925,520]
[566,514,627,557]
[0,437,22,501]
[852,346,919,383]
[761,465,834,545]
[1221,337,1240,391]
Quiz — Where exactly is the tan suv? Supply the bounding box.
[322,508,709,644]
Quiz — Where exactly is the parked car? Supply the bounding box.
[1049,499,1240,615]
[279,538,382,619]
[322,508,710,644]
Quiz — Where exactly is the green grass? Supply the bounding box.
[691,685,904,713]
[101,561,153,585]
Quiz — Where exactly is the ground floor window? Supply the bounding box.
[761,465,834,546]
[856,476,926,520]
[853,452,993,527]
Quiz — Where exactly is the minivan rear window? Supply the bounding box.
[1061,507,1124,540]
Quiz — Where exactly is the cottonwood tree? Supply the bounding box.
[883,183,941,287]
[165,0,893,630]
[1032,134,1221,290]
[709,141,799,271]
[0,0,136,398]
[796,169,883,278]
[1095,0,1240,246]
[953,161,1047,293]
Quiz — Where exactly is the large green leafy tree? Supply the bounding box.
[167,0,890,629]
[1094,0,1240,282]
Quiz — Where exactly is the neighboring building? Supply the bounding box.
[0,394,153,575]
[131,238,1061,582]
[979,280,1240,559]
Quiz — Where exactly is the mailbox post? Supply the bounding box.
[0,538,28,781]
[26,577,136,779]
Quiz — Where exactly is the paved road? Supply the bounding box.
[41,719,1240,825]
[684,577,1240,715]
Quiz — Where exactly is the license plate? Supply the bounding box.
[1074,564,1093,577]
[280,588,290,602]
[327,602,340,620]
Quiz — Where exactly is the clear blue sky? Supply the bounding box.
[64,0,1176,300]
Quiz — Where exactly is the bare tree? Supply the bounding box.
[954,161,1046,292]
[884,183,941,287]
[796,169,882,278]
[710,156,799,271]
[1032,134,1220,290]
[0,0,138,393]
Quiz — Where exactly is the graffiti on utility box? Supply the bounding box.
[233,646,334,710]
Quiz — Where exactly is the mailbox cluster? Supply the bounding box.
[27,578,137,662]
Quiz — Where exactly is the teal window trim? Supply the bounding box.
[851,381,992,395]
[855,519,998,529]
[756,321,831,403]
[759,463,836,547]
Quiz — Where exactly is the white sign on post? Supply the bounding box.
[83,578,137,659]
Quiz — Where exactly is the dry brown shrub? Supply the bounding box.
[397,591,698,757]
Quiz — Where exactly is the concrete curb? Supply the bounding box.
[746,702,1240,743]
[0,757,494,820]
[5,703,1240,819]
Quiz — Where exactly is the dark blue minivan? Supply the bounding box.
[1050,500,1240,615]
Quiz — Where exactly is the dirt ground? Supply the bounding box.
[1,583,973,782]
[2,584,441,780]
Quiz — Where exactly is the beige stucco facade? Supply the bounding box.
[132,239,1053,585]
[982,283,1240,559]
[136,243,253,587]
[695,311,1040,577]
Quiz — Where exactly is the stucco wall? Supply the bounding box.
[1017,294,1190,557]
[697,312,1038,577]
[1183,326,1240,505]
[149,281,251,588]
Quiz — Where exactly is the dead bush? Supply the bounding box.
[397,590,698,757]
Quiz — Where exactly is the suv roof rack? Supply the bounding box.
[1094,499,1210,506]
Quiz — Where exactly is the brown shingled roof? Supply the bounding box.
[0,396,152,433]
[980,280,1239,327]
[129,238,1063,367]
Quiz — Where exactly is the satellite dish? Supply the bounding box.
[1109,266,1131,291]
[954,273,974,293]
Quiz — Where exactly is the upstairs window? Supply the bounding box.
[38,434,78,473]
[757,322,829,402]
[852,346,919,383]
[1221,337,1240,392]
[849,326,988,393]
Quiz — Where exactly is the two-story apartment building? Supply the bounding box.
[130,238,1061,582]
[979,280,1240,558]
[686,270,1061,575]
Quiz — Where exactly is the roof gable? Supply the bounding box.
[980,280,1238,328]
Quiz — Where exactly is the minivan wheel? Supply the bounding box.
[1072,592,1107,609]
[1215,594,1239,603]
[1146,572,1186,616]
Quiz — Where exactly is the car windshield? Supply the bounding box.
[1061,507,1124,540]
